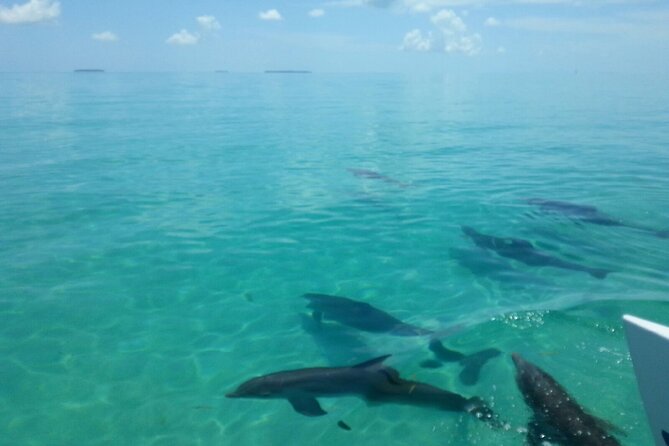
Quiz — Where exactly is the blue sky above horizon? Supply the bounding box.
[0,0,668,73]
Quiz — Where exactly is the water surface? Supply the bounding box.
[1,72,668,445]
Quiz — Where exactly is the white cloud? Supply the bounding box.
[332,0,645,7]
[431,9,466,33]
[443,33,481,54]
[197,15,220,31]
[485,16,500,26]
[404,0,472,12]
[400,29,432,51]
[0,0,59,24]
[401,9,481,55]
[329,0,476,12]
[497,46,506,53]
[309,8,326,17]
[166,29,199,45]
[259,9,282,21]
[92,31,118,42]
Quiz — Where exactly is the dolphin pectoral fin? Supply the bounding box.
[288,396,327,417]
[459,348,501,385]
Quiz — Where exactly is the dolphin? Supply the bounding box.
[461,226,610,279]
[526,198,668,239]
[512,353,623,446]
[227,354,498,425]
[347,168,409,188]
[303,293,433,336]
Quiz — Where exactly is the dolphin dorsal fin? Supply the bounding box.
[353,354,392,369]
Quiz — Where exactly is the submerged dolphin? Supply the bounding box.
[347,168,409,188]
[227,354,498,424]
[461,226,610,279]
[512,353,622,446]
[303,293,433,336]
[526,198,669,238]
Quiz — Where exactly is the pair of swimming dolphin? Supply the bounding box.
[462,226,611,279]
[227,294,502,429]
[526,198,668,239]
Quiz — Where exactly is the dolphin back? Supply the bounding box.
[512,353,622,445]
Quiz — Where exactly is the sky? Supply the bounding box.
[0,0,668,73]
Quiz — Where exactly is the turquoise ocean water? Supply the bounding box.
[1,72,668,445]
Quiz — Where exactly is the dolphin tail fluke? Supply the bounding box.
[459,348,502,386]
[428,339,466,362]
[288,396,327,417]
[589,268,610,279]
[655,230,669,239]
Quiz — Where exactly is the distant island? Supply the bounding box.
[74,69,104,73]
[264,70,311,74]
[215,70,228,73]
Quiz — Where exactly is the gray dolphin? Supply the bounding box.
[512,353,623,446]
[303,293,433,336]
[227,355,498,425]
[461,226,610,279]
[526,198,668,238]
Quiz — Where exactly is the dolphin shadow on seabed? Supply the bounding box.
[525,198,669,239]
[303,293,501,385]
[461,226,612,279]
[512,353,625,446]
[226,354,503,428]
[299,313,375,366]
[449,247,553,288]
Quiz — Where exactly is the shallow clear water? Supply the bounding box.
[1,72,668,445]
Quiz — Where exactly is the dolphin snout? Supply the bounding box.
[510,352,524,368]
[461,226,475,236]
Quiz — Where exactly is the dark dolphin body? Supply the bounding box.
[227,355,498,425]
[526,198,669,239]
[461,226,610,279]
[303,293,433,336]
[512,353,622,446]
[347,168,409,188]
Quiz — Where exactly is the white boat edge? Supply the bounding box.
[623,314,669,446]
